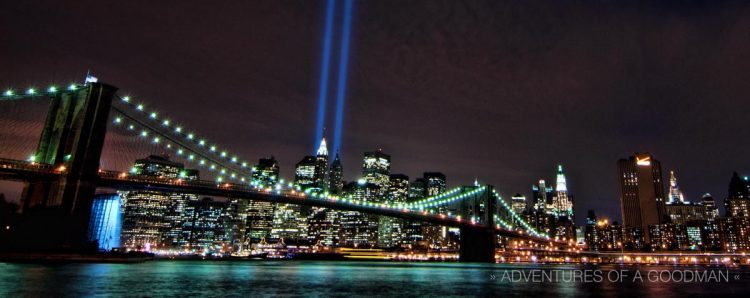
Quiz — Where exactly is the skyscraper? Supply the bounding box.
[552,165,574,220]
[511,193,527,215]
[245,157,280,244]
[424,172,446,197]
[667,170,685,204]
[664,170,704,225]
[725,172,750,218]
[532,179,553,215]
[339,180,380,247]
[702,193,719,220]
[617,153,667,243]
[328,153,344,194]
[378,174,409,248]
[314,138,329,188]
[120,155,199,250]
[294,156,318,190]
[182,197,228,252]
[531,179,553,233]
[251,156,279,186]
[362,150,391,190]
[422,172,449,249]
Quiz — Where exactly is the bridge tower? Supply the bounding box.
[19,83,117,249]
[459,185,497,262]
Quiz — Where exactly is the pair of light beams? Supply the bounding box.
[313,0,354,156]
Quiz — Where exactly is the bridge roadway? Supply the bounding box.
[0,158,553,243]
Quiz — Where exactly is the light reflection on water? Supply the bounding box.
[0,261,748,297]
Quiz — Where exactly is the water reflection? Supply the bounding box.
[0,261,747,296]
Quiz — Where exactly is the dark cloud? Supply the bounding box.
[2,0,750,224]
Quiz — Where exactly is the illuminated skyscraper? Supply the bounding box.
[667,170,686,204]
[120,155,199,250]
[531,179,553,233]
[270,202,308,242]
[617,153,667,243]
[307,207,339,247]
[182,197,228,252]
[245,157,279,244]
[328,153,344,194]
[511,193,527,215]
[362,150,391,191]
[532,179,553,214]
[378,174,409,248]
[702,193,719,220]
[314,138,329,189]
[294,156,318,190]
[664,170,704,225]
[251,156,279,186]
[725,172,750,218]
[339,180,380,247]
[403,178,427,246]
[422,172,448,249]
[552,165,574,220]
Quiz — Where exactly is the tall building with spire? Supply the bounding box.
[667,170,686,204]
[328,153,343,194]
[314,138,329,189]
[552,165,574,220]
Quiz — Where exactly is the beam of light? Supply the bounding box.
[332,0,354,155]
[313,0,337,154]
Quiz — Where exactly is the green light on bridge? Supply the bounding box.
[3,90,13,96]
[47,86,57,93]
[26,88,36,95]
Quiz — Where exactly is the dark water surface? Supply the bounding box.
[1,261,749,297]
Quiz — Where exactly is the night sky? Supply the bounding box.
[2,0,750,224]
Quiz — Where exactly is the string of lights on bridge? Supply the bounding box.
[2,83,550,240]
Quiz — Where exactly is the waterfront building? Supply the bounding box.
[583,210,599,250]
[339,180,380,247]
[120,155,199,250]
[270,203,307,242]
[717,216,750,252]
[377,174,409,248]
[403,178,427,246]
[181,197,228,252]
[307,208,339,247]
[422,172,450,249]
[617,153,667,243]
[245,157,279,244]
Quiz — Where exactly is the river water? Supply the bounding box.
[1,261,748,297]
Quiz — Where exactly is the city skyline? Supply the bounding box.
[2,1,750,225]
[2,1,750,295]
